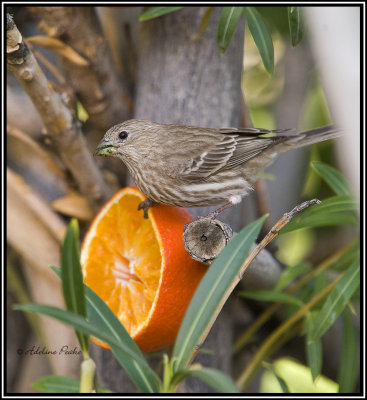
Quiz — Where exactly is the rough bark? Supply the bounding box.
[91,7,246,393]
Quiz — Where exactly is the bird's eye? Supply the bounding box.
[119,131,128,140]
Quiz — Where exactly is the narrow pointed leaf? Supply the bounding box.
[311,161,352,196]
[31,375,110,393]
[275,263,312,291]
[338,310,359,392]
[305,311,322,381]
[280,195,358,233]
[287,7,303,47]
[51,266,160,393]
[85,285,160,393]
[243,7,274,74]
[60,219,88,354]
[173,367,239,393]
[198,6,215,37]
[217,7,243,55]
[172,215,267,372]
[31,375,80,393]
[308,261,360,342]
[329,240,360,272]
[139,7,184,21]
[239,289,303,307]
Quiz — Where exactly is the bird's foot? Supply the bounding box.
[206,201,234,219]
[137,199,156,219]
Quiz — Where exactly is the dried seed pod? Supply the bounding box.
[183,217,233,264]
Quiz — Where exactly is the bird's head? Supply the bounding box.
[94,119,159,158]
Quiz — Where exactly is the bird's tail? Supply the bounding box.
[244,125,341,183]
[281,125,341,150]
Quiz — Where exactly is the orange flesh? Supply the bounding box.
[83,194,161,337]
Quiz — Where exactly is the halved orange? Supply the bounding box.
[81,187,207,352]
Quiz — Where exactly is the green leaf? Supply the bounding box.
[51,266,160,393]
[300,195,357,215]
[330,240,360,272]
[243,7,274,74]
[308,260,360,342]
[172,215,267,372]
[198,6,215,37]
[311,271,330,309]
[263,363,290,393]
[280,195,358,233]
[217,7,243,55]
[274,263,313,291]
[139,7,184,21]
[305,312,322,381]
[311,161,352,196]
[238,289,303,307]
[60,219,89,355]
[31,375,111,393]
[260,357,338,392]
[284,284,314,320]
[76,101,89,122]
[85,286,160,393]
[287,7,303,47]
[172,367,239,393]
[338,310,359,392]
[31,375,80,393]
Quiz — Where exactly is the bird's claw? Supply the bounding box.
[137,199,156,219]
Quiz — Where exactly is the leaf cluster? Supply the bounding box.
[139,6,304,74]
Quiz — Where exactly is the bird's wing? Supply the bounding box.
[165,127,285,180]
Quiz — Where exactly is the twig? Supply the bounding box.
[6,13,111,210]
[238,199,321,280]
[34,6,131,131]
[25,39,67,84]
[186,199,321,367]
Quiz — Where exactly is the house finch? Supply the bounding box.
[94,119,340,218]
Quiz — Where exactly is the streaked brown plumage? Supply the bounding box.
[95,119,340,218]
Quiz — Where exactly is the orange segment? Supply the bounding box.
[81,187,207,352]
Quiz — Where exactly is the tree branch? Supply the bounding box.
[6,13,111,211]
[33,6,132,132]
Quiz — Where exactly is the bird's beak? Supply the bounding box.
[94,141,118,157]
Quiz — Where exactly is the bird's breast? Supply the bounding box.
[128,165,252,207]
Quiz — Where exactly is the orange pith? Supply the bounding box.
[81,187,207,352]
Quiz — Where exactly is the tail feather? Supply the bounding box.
[243,125,341,182]
[283,125,341,149]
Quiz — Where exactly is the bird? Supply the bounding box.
[94,119,340,218]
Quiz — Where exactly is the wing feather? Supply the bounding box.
[165,127,286,180]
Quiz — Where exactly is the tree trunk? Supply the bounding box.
[91,7,246,393]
